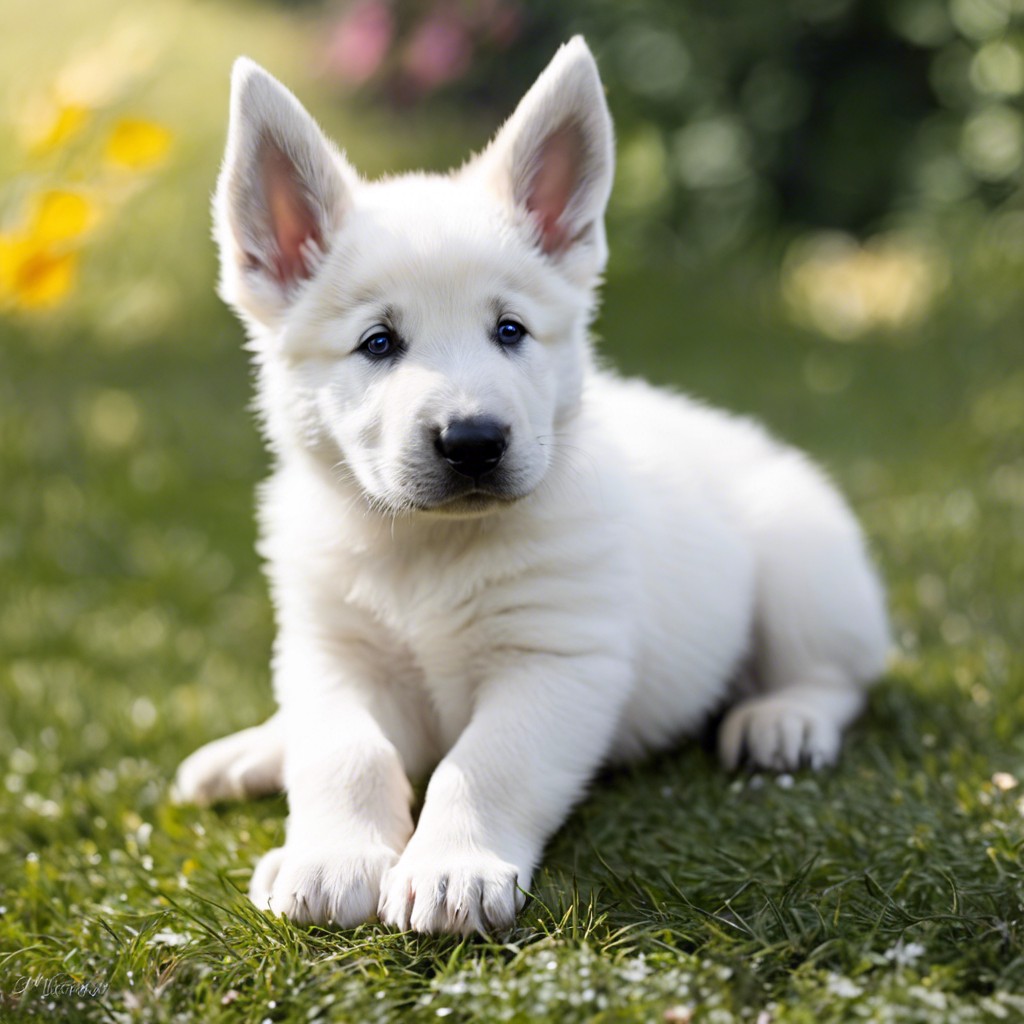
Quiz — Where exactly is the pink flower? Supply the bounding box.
[322,1,394,86]
[402,8,473,92]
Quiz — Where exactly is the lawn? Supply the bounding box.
[2,1,1024,1022]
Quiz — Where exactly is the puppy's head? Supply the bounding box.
[214,38,614,518]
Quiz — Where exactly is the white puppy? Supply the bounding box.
[173,38,889,935]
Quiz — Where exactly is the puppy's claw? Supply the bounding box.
[379,850,525,935]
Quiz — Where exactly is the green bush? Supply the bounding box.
[322,0,1024,256]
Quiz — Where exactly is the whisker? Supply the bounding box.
[536,434,602,501]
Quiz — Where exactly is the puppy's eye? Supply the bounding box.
[360,329,397,359]
[496,320,526,346]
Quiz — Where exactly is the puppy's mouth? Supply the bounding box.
[359,454,543,519]
[415,485,525,518]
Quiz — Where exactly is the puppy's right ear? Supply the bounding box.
[214,59,354,327]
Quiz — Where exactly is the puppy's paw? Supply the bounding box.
[718,695,841,772]
[378,846,526,935]
[249,842,399,927]
[171,724,283,806]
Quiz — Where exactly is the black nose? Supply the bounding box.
[435,417,509,479]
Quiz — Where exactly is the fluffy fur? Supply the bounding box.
[173,38,890,935]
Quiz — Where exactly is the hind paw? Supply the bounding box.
[718,695,841,772]
[171,719,284,806]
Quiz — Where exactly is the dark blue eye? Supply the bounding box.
[362,330,395,358]
[496,320,526,345]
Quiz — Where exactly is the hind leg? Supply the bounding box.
[719,450,890,771]
[172,713,284,805]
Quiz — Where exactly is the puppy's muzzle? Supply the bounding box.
[434,417,509,480]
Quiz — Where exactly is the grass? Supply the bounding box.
[2,1,1024,1022]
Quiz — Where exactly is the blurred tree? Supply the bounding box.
[314,0,1024,258]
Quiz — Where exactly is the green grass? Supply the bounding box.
[2,2,1024,1021]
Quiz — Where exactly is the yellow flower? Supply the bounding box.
[105,118,172,171]
[0,190,95,312]
[31,190,98,244]
[0,235,78,310]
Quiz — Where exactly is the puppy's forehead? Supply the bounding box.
[325,177,531,297]
[357,173,501,227]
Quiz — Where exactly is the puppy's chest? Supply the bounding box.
[344,549,509,737]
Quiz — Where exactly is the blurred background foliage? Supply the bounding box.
[2,0,1022,339]
[322,0,1024,249]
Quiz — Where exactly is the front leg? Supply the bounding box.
[379,647,631,935]
[250,640,419,927]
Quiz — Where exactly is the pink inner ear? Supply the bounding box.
[526,125,584,255]
[259,141,321,286]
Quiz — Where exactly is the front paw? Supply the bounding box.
[378,845,526,935]
[249,841,399,927]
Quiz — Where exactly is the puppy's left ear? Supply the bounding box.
[214,58,355,327]
[475,36,614,272]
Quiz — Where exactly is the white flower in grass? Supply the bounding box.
[884,939,926,966]
[826,973,863,999]
[620,955,650,982]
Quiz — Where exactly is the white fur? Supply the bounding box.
[173,38,890,935]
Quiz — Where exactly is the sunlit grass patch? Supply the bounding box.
[781,232,951,342]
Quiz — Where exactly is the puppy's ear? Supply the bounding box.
[214,59,354,326]
[477,37,614,266]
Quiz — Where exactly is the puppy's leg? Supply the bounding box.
[172,713,284,806]
[249,636,426,928]
[379,647,631,936]
[719,451,890,771]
